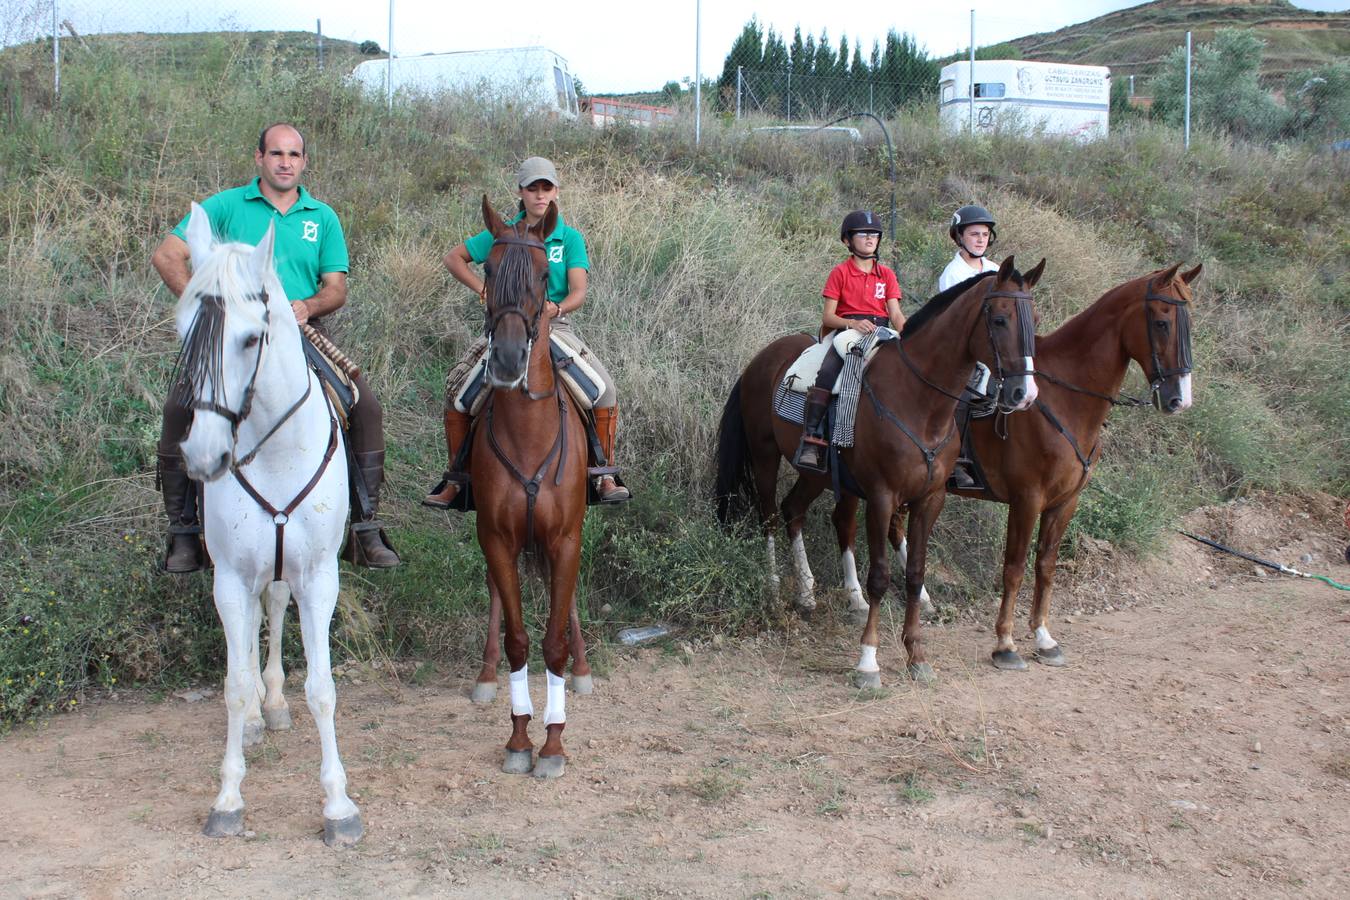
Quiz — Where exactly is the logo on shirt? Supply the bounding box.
[875,282,886,300]
[301,220,319,242]
[548,245,563,264]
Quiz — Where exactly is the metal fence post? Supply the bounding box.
[968,9,975,133]
[736,65,742,120]
[316,18,323,71]
[786,70,791,121]
[1184,31,1191,150]
[52,0,60,103]
[694,0,701,145]
[386,0,394,113]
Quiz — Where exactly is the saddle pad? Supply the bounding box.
[452,334,605,415]
[781,327,898,395]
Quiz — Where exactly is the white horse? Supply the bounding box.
[175,203,362,847]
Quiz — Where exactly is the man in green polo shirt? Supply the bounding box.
[151,122,401,570]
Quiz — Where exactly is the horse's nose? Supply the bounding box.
[1009,386,1025,404]
[1167,395,1183,412]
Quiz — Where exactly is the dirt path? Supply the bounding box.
[3,500,1348,899]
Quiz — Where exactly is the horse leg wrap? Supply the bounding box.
[509,665,534,717]
[857,644,880,673]
[543,670,566,725]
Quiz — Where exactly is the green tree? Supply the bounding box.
[1152,28,1287,139]
[716,18,764,100]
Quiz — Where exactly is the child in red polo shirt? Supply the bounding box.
[796,210,906,472]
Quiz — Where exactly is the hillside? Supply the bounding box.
[0,34,1346,726]
[1008,0,1350,86]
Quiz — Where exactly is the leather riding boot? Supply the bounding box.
[345,449,402,568]
[423,408,473,509]
[795,386,832,473]
[591,405,631,503]
[948,399,977,489]
[157,452,206,573]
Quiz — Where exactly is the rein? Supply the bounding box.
[871,283,1034,487]
[1034,276,1192,409]
[184,287,342,581]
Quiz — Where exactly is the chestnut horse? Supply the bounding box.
[715,256,1043,686]
[838,263,1201,669]
[468,197,589,778]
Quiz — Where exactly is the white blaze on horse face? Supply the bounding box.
[841,549,867,610]
[509,665,534,717]
[857,644,880,674]
[1176,374,1193,410]
[1016,359,1038,409]
[1034,625,1058,651]
[543,670,566,726]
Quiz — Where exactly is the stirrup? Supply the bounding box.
[794,435,829,474]
[422,471,461,509]
[947,461,978,490]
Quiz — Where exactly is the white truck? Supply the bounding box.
[351,46,580,119]
[939,60,1110,139]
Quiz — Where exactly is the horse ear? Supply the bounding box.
[1181,263,1203,285]
[1023,257,1047,289]
[481,194,506,235]
[248,221,276,286]
[1157,262,1181,285]
[534,201,558,241]
[185,202,215,272]
[996,254,1015,281]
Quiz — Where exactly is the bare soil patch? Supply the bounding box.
[2,495,1348,898]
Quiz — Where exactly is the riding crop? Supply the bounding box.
[1178,530,1349,591]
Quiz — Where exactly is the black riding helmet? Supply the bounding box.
[840,210,883,259]
[949,204,997,250]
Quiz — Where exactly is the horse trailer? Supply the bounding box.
[351,46,580,119]
[939,60,1110,140]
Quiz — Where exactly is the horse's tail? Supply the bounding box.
[713,377,757,527]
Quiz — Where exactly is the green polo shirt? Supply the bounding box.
[171,178,348,302]
[464,211,589,305]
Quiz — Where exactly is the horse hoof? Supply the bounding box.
[323,813,364,848]
[242,719,265,747]
[533,755,566,779]
[908,662,937,684]
[992,649,1028,671]
[502,749,534,775]
[854,670,882,690]
[202,808,244,838]
[570,673,594,695]
[263,707,292,731]
[1034,645,1067,667]
[470,682,497,705]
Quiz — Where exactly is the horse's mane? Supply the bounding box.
[902,269,1016,339]
[171,242,272,403]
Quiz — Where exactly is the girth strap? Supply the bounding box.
[231,403,341,583]
[1035,398,1099,485]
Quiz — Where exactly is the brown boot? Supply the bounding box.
[794,387,832,473]
[423,408,472,509]
[591,405,631,503]
[158,452,206,573]
[344,450,401,568]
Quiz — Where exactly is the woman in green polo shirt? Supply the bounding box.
[424,156,629,507]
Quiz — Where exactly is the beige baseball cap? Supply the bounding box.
[516,156,559,188]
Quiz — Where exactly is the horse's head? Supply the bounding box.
[480,194,556,390]
[174,202,281,481]
[1129,263,1200,414]
[974,255,1044,413]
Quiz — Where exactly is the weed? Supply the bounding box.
[891,771,935,805]
[689,770,743,805]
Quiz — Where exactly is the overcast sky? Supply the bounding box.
[48,1,1350,93]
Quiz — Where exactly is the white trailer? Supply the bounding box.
[939,60,1110,139]
[351,46,580,119]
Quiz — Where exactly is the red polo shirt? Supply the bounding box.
[823,258,902,318]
